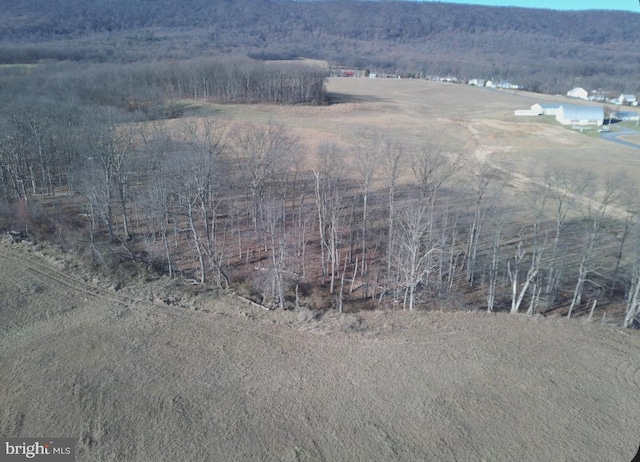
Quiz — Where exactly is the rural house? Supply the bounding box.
[468,78,485,87]
[555,104,604,126]
[616,94,638,106]
[566,87,589,100]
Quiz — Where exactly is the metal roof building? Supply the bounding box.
[555,105,604,126]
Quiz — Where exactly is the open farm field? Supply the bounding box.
[1,238,640,461]
[188,77,640,181]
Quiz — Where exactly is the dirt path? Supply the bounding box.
[1,239,640,461]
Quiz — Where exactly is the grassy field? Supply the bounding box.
[178,78,640,185]
[2,77,640,461]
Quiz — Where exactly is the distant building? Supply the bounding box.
[531,103,561,116]
[515,109,540,116]
[613,111,640,121]
[497,81,520,90]
[616,94,637,105]
[588,89,612,102]
[555,104,604,126]
[567,87,589,100]
[468,78,485,87]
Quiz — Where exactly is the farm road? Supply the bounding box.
[601,128,640,150]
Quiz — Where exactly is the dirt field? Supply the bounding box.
[2,78,640,461]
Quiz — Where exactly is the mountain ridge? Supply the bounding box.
[1,0,639,93]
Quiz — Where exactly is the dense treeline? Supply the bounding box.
[0,58,327,121]
[1,0,639,93]
[1,63,640,328]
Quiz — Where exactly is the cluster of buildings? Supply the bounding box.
[515,103,605,127]
[468,79,520,90]
[567,87,638,106]
[514,87,639,128]
[331,70,637,128]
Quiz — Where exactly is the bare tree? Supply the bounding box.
[233,121,299,232]
[507,231,544,314]
[353,131,383,284]
[265,200,287,309]
[411,143,462,203]
[171,119,229,286]
[79,108,137,242]
[624,223,640,328]
[485,220,503,313]
[464,160,496,286]
[395,200,440,311]
[541,168,593,311]
[313,142,347,294]
[568,173,624,316]
[383,139,406,271]
[521,169,550,315]
[609,177,639,296]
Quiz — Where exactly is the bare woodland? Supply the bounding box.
[0,60,639,328]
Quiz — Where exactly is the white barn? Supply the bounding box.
[567,87,589,100]
[555,105,604,126]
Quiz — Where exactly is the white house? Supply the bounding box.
[468,78,485,87]
[567,87,589,100]
[555,104,604,126]
[531,103,561,116]
[616,94,637,105]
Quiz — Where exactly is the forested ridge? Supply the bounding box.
[1,0,639,93]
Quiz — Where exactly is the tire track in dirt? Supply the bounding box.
[465,122,631,221]
[0,241,142,308]
[611,355,640,390]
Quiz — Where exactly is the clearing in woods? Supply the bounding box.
[1,78,640,461]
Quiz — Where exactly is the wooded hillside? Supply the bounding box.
[1,0,639,93]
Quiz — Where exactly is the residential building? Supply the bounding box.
[567,87,589,100]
